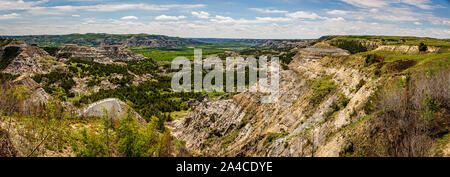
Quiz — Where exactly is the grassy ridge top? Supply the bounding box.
[3,33,204,47]
[320,35,450,47]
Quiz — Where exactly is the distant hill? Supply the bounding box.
[190,38,269,45]
[3,33,205,47]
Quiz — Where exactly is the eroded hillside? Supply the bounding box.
[0,36,448,157]
[171,37,450,157]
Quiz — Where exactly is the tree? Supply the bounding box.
[419,42,427,52]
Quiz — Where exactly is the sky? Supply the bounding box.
[0,0,449,39]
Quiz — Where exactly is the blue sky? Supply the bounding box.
[0,0,449,38]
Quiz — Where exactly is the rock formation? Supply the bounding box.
[171,43,450,157]
[79,98,146,125]
[1,39,59,76]
[58,44,146,62]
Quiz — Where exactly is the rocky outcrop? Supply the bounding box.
[1,40,60,76]
[79,98,146,124]
[171,42,449,157]
[293,44,350,63]
[13,75,50,102]
[261,40,314,49]
[58,44,146,62]
[375,45,444,54]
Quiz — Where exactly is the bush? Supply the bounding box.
[421,93,440,124]
[71,128,108,157]
[365,54,384,66]
[309,76,337,105]
[117,111,160,157]
[355,79,366,92]
[419,42,428,52]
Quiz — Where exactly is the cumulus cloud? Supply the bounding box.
[255,17,292,22]
[0,0,48,11]
[286,11,324,20]
[326,6,449,24]
[340,0,389,8]
[326,10,349,15]
[191,11,210,19]
[0,1,205,15]
[340,0,437,10]
[249,8,288,13]
[155,15,186,21]
[121,16,138,20]
[2,17,448,39]
[0,13,20,20]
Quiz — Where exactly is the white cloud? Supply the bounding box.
[210,15,235,23]
[326,17,346,22]
[3,17,448,39]
[155,15,186,21]
[326,7,449,24]
[0,0,48,11]
[249,8,288,13]
[341,0,389,8]
[255,17,292,22]
[121,16,138,20]
[414,22,422,25]
[191,11,210,19]
[398,0,434,10]
[0,13,20,20]
[286,11,324,20]
[71,3,205,12]
[340,0,437,9]
[326,10,349,15]
[72,14,80,17]
[2,1,206,15]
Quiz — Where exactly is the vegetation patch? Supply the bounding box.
[309,75,337,106]
[0,46,21,71]
[32,71,76,98]
[420,93,440,124]
[364,53,384,66]
[264,132,287,146]
[329,39,368,54]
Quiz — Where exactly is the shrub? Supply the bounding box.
[117,111,160,157]
[419,42,427,52]
[420,93,440,124]
[309,76,337,105]
[71,128,108,157]
[373,69,382,77]
[365,54,384,66]
[355,79,366,92]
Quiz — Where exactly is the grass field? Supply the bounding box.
[130,44,250,61]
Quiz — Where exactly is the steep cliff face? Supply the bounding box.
[260,40,315,49]
[1,39,60,76]
[58,44,146,62]
[375,45,444,54]
[78,98,146,125]
[171,42,450,157]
